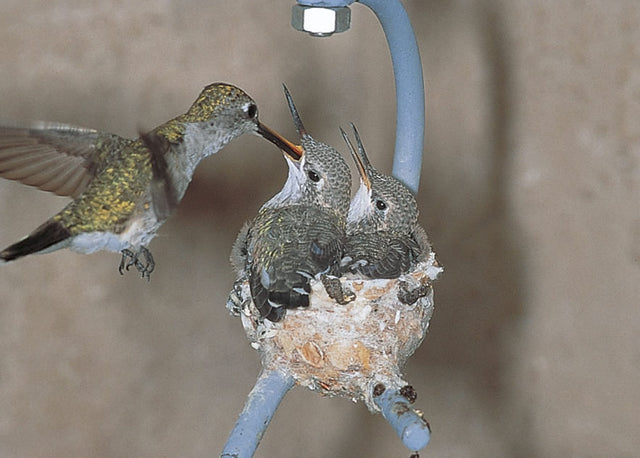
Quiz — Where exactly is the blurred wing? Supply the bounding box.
[0,121,126,198]
[140,131,178,221]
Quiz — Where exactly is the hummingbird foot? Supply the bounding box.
[320,274,356,305]
[397,278,431,305]
[118,250,133,275]
[118,247,155,280]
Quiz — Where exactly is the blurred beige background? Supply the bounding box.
[0,1,638,457]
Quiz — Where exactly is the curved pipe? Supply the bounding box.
[357,0,425,194]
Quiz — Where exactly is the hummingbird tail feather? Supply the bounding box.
[0,220,71,262]
[267,282,310,310]
[248,269,312,322]
[249,273,272,319]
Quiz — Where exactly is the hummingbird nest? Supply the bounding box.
[227,251,442,413]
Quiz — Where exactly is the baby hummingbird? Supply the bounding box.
[0,83,296,279]
[340,123,430,280]
[231,85,352,321]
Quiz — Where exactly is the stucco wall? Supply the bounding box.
[0,1,638,456]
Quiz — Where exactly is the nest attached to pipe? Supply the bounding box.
[227,251,442,412]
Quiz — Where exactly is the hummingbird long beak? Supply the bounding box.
[257,122,303,161]
[341,124,371,190]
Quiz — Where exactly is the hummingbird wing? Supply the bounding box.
[139,131,179,221]
[0,121,128,198]
[247,206,345,321]
[343,231,424,279]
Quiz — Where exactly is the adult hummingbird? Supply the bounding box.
[231,85,352,322]
[0,82,297,279]
[340,123,430,279]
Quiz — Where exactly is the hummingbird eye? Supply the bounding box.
[307,170,321,183]
[245,103,258,119]
[375,199,388,211]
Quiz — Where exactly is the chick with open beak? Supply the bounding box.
[230,85,352,322]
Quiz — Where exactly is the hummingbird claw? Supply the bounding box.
[118,247,155,281]
[118,249,133,275]
[320,274,355,305]
[397,279,430,305]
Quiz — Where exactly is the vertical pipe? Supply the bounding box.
[357,0,425,194]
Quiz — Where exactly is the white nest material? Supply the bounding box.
[228,251,442,412]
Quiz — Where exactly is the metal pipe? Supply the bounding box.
[221,369,295,458]
[357,0,425,194]
[374,385,431,452]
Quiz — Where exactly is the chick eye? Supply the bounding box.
[245,103,258,119]
[375,199,387,211]
[308,170,320,182]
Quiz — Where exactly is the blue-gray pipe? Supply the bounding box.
[358,0,425,194]
[221,369,295,457]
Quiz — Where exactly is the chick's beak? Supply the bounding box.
[340,126,371,190]
[257,123,303,161]
[351,147,372,190]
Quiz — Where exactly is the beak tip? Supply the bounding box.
[257,122,303,161]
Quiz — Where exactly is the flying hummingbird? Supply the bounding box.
[340,123,430,280]
[0,82,297,279]
[231,85,352,322]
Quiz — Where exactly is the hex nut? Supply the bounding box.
[291,5,351,37]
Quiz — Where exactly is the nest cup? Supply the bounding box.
[228,251,442,412]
